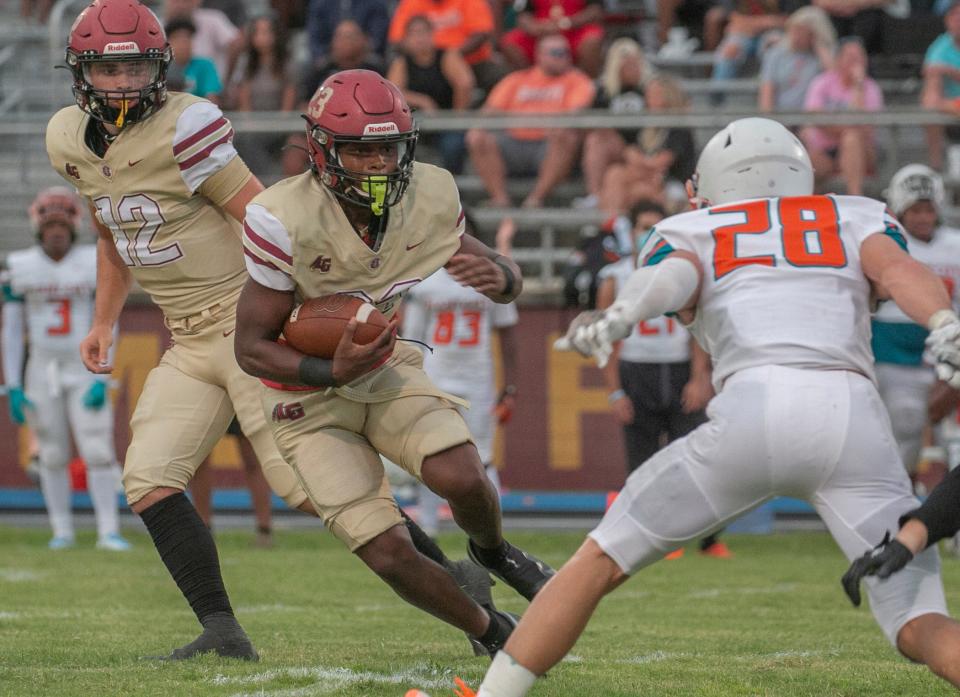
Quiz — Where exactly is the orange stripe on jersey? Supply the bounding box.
[643,239,668,265]
[177,129,234,170]
[243,221,293,265]
[173,117,227,156]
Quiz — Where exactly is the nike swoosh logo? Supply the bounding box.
[222,328,236,337]
[406,241,424,251]
[128,159,143,167]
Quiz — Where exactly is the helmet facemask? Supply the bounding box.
[307,123,418,216]
[68,51,170,129]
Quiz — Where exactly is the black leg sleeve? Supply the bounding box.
[139,493,234,625]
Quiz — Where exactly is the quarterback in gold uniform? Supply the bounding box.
[235,70,555,655]
[45,0,306,660]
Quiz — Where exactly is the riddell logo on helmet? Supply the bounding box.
[104,42,141,54]
[363,122,399,136]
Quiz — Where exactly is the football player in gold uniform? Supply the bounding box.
[46,0,308,661]
[235,70,555,656]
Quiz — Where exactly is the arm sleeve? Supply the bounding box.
[900,466,960,547]
[198,155,253,208]
[1,299,26,389]
[173,100,238,193]
[243,203,296,291]
[491,300,519,328]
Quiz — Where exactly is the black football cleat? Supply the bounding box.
[469,607,519,658]
[468,539,555,602]
[150,613,259,661]
[446,558,498,656]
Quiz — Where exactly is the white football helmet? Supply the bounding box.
[692,117,814,206]
[885,163,944,218]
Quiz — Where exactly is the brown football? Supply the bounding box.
[283,294,389,359]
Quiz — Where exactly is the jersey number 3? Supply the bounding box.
[711,196,846,280]
[94,194,183,267]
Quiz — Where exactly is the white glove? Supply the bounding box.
[926,309,960,389]
[553,304,633,368]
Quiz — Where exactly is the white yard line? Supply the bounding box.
[214,664,462,697]
[0,568,44,582]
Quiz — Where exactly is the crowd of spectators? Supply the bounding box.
[18,0,960,207]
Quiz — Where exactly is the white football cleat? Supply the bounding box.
[96,532,132,551]
[48,536,76,550]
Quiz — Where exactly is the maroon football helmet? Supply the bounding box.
[303,70,418,215]
[65,0,171,128]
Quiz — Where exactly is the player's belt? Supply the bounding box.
[164,302,225,334]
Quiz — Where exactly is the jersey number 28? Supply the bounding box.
[711,196,846,280]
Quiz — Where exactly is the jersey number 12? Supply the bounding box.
[94,194,183,267]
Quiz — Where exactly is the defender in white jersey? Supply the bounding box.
[1,188,129,551]
[458,118,960,697]
[872,164,960,475]
[402,219,520,534]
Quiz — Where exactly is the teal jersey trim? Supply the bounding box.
[883,224,908,252]
[2,285,23,303]
[643,240,675,267]
[871,319,928,366]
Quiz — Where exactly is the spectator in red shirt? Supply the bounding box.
[467,34,596,207]
[501,0,605,77]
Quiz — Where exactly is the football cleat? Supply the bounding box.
[446,558,500,656]
[468,539,555,602]
[48,536,76,550]
[664,548,684,560]
[471,607,519,658]
[96,532,132,551]
[151,613,259,661]
[699,541,732,559]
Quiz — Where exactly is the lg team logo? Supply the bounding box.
[272,402,305,422]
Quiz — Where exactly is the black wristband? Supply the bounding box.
[494,258,516,297]
[298,356,335,387]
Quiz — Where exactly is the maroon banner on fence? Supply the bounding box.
[0,305,631,493]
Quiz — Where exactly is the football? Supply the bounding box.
[283,294,389,359]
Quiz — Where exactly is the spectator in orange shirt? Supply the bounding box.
[388,0,504,92]
[501,0,604,77]
[466,34,595,208]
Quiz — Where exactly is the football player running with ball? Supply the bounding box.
[45,0,309,660]
[1,187,130,552]
[234,70,554,657]
[448,118,960,696]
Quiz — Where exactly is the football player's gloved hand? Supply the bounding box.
[6,387,34,425]
[841,532,914,607]
[553,304,632,368]
[926,310,960,389]
[82,380,108,410]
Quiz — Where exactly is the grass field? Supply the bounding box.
[1,526,958,697]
